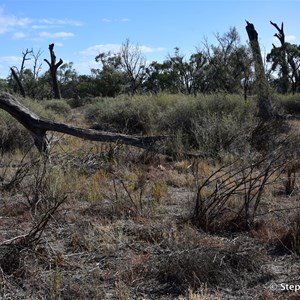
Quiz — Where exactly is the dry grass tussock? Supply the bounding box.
[1,96,300,299]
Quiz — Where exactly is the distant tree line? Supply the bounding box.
[1,23,300,100]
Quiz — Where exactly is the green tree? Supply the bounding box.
[57,62,79,98]
[286,43,300,94]
[204,27,249,94]
[95,51,126,97]
[267,42,300,94]
[267,21,289,94]
[144,49,207,95]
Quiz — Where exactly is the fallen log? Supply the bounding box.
[0,92,162,154]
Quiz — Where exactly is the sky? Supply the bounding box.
[0,0,299,78]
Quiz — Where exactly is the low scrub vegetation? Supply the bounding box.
[276,94,300,115]
[0,92,300,299]
[85,93,256,158]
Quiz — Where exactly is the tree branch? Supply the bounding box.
[0,92,162,154]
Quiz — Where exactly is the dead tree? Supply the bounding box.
[10,49,32,98]
[245,21,274,120]
[246,21,289,152]
[44,44,63,99]
[10,67,26,98]
[0,92,161,155]
[32,49,43,80]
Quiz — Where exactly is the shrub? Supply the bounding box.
[0,96,60,153]
[67,96,100,108]
[191,151,286,232]
[161,94,256,157]
[85,93,256,158]
[192,110,255,157]
[276,94,300,115]
[85,96,159,134]
[157,242,266,293]
[0,111,32,153]
[43,99,71,117]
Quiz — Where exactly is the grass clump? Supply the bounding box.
[156,240,266,295]
[67,96,100,108]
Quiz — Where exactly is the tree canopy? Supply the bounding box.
[4,23,300,100]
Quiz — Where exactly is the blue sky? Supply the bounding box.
[0,0,299,78]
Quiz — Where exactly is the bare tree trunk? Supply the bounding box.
[10,68,26,98]
[10,49,32,98]
[246,21,289,152]
[245,21,274,120]
[0,92,161,155]
[44,44,63,99]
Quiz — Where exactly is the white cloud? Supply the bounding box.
[0,55,22,65]
[38,18,83,27]
[77,43,166,75]
[80,44,121,57]
[286,35,297,42]
[73,60,99,75]
[101,18,130,23]
[272,34,297,43]
[139,46,165,53]
[0,56,22,77]
[81,44,166,57]
[32,25,51,30]
[101,18,111,23]
[39,31,75,38]
[12,31,27,40]
[0,7,32,34]
[0,7,82,42]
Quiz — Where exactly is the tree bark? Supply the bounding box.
[44,44,63,99]
[10,68,26,98]
[245,21,274,120]
[0,92,161,155]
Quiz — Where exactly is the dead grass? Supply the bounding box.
[1,114,300,300]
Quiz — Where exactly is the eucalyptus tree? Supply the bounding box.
[144,48,208,95]
[204,27,250,94]
[95,51,126,97]
[57,62,79,98]
[286,43,300,94]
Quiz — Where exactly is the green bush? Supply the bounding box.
[276,94,300,114]
[0,96,59,153]
[21,97,59,120]
[67,97,100,108]
[85,96,159,134]
[160,94,256,157]
[43,99,71,117]
[85,93,256,157]
[0,111,32,153]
